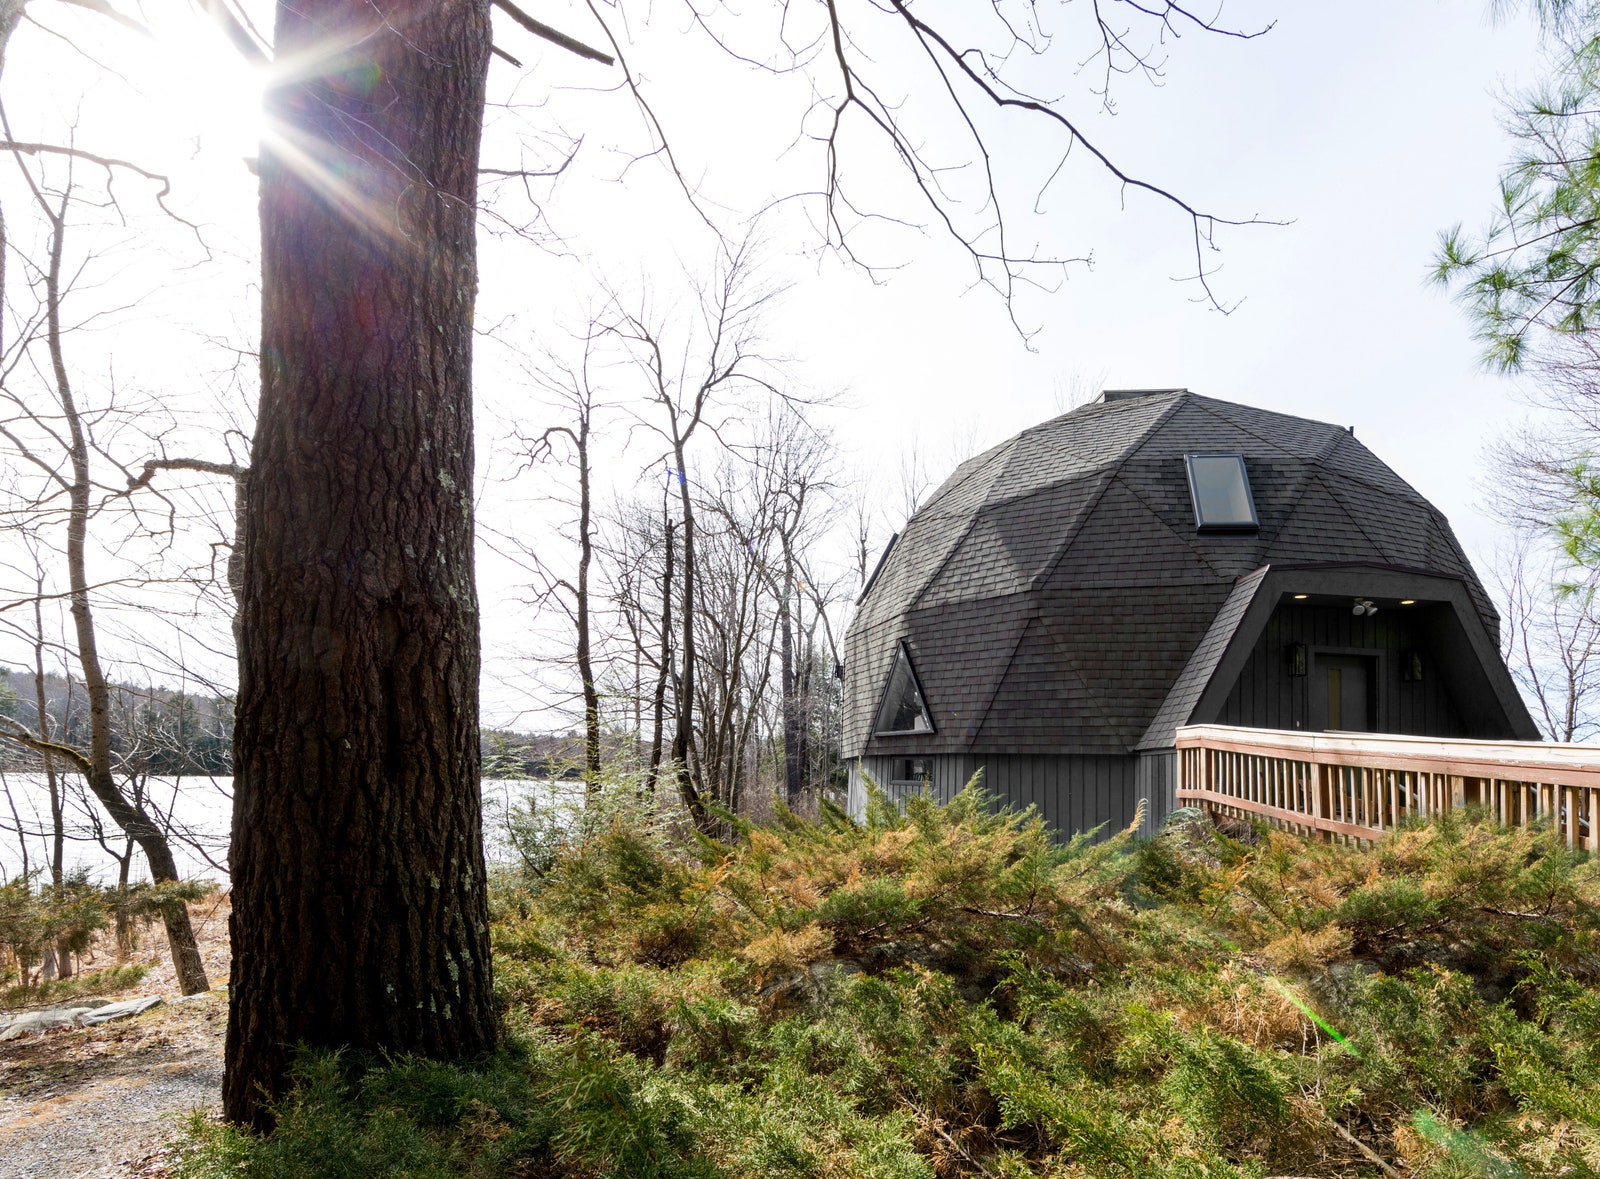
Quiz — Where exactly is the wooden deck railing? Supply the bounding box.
[1175,724,1600,848]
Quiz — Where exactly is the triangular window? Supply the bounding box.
[874,643,935,735]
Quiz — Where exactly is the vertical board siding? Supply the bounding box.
[974,754,1138,841]
[1135,750,1176,835]
[1217,602,1467,737]
[850,754,1147,842]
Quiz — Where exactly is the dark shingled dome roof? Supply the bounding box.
[843,390,1498,759]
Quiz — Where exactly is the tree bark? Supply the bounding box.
[574,413,602,790]
[644,517,673,793]
[780,583,801,808]
[32,588,64,889]
[668,444,712,829]
[226,0,495,1132]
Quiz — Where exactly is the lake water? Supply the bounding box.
[0,772,578,885]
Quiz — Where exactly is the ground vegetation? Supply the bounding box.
[176,785,1600,1178]
[0,871,210,998]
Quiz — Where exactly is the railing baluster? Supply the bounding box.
[1173,726,1600,845]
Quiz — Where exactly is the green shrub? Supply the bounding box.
[179,780,1600,1178]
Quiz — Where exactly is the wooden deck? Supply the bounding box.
[1175,724,1600,848]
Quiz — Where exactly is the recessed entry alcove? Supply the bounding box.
[841,389,1537,837]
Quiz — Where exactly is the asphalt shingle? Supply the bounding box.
[843,391,1501,759]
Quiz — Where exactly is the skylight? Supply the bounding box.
[874,643,935,735]
[1185,454,1259,532]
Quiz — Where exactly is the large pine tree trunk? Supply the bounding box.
[225,0,495,1132]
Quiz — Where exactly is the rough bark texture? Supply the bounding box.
[225,0,494,1132]
[780,586,802,808]
[32,591,64,889]
[669,440,712,830]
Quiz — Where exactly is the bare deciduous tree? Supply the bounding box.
[0,165,209,993]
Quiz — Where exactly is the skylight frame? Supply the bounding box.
[1184,453,1260,534]
[873,641,937,736]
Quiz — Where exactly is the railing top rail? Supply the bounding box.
[1175,724,1600,787]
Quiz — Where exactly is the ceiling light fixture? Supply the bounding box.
[1293,593,1309,600]
[1400,599,1415,606]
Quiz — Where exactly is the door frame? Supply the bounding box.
[1310,647,1383,732]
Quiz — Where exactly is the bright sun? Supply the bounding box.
[148,8,269,163]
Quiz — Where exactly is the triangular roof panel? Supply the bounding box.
[843,391,1509,758]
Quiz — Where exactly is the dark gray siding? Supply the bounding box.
[1135,750,1176,835]
[852,753,1142,841]
[1216,601,1467,736]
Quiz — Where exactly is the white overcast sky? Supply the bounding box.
[0,1,1553,728]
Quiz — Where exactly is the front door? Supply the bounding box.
[1315,654,1374,731]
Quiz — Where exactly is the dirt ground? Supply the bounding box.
[0,893,231,1179]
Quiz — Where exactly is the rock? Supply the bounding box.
[0,1007,95,1041]
[82,995,163,1024]
[1161,805,1209,830]
[170,988,224,1004]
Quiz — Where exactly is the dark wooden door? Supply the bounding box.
[1314,654,1375,731]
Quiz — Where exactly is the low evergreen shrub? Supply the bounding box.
[178,783,1600,1178]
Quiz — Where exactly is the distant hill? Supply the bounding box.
[1,666,619,781]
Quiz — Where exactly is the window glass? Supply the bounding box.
[1186,454,1258,531]
[874,644,935,734]
[892,758,931,784]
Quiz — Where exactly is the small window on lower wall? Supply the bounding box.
[891,758,931,786]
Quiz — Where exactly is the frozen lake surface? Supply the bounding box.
[0,772,576,885]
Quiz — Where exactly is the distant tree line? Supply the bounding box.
[0,668,232,777]
[0,668,664,785]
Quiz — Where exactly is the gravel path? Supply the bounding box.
[0,1049,222,1179]
[0,991,225,1179]
[0,899,232,1179]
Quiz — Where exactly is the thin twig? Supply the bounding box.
[1328,1118,1404,1179]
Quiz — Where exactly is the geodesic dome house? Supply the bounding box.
[842,389,1537,836]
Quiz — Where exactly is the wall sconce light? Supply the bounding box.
[1287,642,1308,677]
[1402,651,1424,682]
